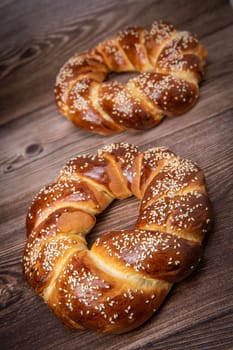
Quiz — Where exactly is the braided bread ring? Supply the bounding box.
[55,21,207,135]
[23,143,212,333]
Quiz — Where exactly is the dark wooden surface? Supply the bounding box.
[1,0,233,349]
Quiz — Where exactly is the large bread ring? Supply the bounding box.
[23,143,212,333]
[55,21,207,135]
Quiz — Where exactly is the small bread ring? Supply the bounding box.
[55,21,207,135]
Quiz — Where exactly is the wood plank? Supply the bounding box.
[0,0,232,125]
[1,0,233,349]
[1,106,233,243]
[1,20,233,201]
[1,108,233,349]
[134,312,233,350]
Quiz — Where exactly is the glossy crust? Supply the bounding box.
[23,143,212,333]
[54,21,207,135]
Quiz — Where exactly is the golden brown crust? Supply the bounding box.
[54,21,207,135]
[92,229,202,283]
[48,250,170,333]
[23,143,212,333]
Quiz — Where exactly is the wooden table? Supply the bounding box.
[1,0,233,349]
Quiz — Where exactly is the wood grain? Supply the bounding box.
[0,0,233,349]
